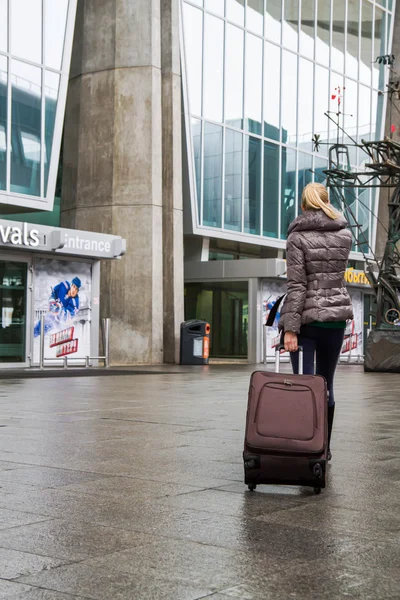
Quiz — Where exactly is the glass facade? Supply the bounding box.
[182,0,395,251]
[0,0,73,206]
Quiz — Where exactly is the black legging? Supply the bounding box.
[290,325,345,407]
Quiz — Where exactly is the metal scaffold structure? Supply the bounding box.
[312,60,400,371]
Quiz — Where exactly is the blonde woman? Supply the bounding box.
[279,183,353,461]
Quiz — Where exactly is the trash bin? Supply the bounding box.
[180,320,210,365]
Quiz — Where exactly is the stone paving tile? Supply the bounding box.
[0,467,106,489]
[0,508,52,531]
[0,580,32,598]
[0,519,155,561]
[82,537,296,588]
[0,547,65,580]
[7,591,84,600]
[215,563,400,600]
[18,563,215,600]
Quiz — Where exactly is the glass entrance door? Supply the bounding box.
[0,260,28,363]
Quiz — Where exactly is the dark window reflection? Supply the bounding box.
[10,61,42,197]
[247,0,264,35]
[225,128,243,232]
[360,1,373,86]
[298,152,313,212]
[203,122,223,228]
[245,33,262,135]
[281,147,296,238]
[316,0,330,65]
[227,0,245,26]
[265,0,281,44]
[331,0,345,73]
[358,187,371,254]
[264,41,280,141]
[300,0,314,59]
[373,8,386,90]
[347,0,360,80]
[0,261,27,363]
[44,71,60,194]
[263,141,279,238]
[0,56,7,191]
[244,136,261,234]
[192,119,202,219]
[314,156,328,185]
[283,0,299,52]
[225,24,244,129]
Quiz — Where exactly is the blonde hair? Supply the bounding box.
[301,183,338,220]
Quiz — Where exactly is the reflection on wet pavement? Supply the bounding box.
[0,365,399,599]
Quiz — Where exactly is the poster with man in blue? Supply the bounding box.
[34,277,82,337]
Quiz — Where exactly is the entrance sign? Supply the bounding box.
[0,219,126,259]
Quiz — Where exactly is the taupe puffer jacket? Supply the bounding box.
[279,209,354,334]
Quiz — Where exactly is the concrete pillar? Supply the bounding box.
[61,0,166,364]
[161,0,184,363]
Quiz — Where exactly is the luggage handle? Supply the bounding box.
[275,345,303,375]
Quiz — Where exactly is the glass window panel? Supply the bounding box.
[344,78,358,166]
[224,129,243,231]
[192,119,202,219]
[0,261,27,363]
[300,0,315,59]
[203,122,223,227]
[227,0,245,26]
[281,51,297,146]
[360,1,373,86]
[264,41,280,141]
[329,73,344,146]
[283,0,299,51]
[44,71,60,194]
[244,136,261,234]
[245,33,262,135]
[203,14,224,123]
[331,0,345,73]
[346,1,359,80]
[10,60,42,197]
[205,0,224,15]
[186,0,203,6]
[45,0,69,70]
[298,152,313,212]
[0,0,7,53]
[247,0,264,36]
[316,0,330,66]
[314,156,328,184]
[358,188,371,254]
[281,147,296,237]
[373,8,387,90]
[225,25,244,128]
[371,89,383,141]
[314,66,329,156]
[358,85,371,143]
[183,4,203,117]
[11,0,42,64]
[0,56,7,191]
[298,58,313,152]
[265,0,281,44]
[263,141,279,238]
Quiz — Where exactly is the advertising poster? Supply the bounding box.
[33,259,92,364]
[262,281,365,363]
[262,280,287,360]
[340,289,363,361]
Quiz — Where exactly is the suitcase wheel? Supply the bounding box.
[248,483,257,492]
[313,463,323,479]
[314,487,322,495]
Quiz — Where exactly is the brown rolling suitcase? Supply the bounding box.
[243,346,328,494]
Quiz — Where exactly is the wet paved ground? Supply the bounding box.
[0,364,399,599]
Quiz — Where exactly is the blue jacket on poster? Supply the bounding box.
[52,281,80,317]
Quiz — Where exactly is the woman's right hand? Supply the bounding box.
[284,331,298,353]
